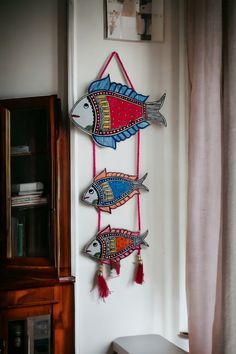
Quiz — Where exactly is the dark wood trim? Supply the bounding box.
[0,95,74,354]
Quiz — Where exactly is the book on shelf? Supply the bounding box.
[11,196,47,207]
[11,181,46,206]
[12,182,44,193]
[18,190,43,196]
[12,193,43,202]
[11,145,30,154]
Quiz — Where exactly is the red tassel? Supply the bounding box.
[97,265,111,299]
[111,260,121,275]
[135,255,144,285]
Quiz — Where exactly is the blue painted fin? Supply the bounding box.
[88,75,149,103]
[137,121,150,129]
[88,76,111,93]
[93,121,150,148]
[113,123,150,142]
[92,134,117,149]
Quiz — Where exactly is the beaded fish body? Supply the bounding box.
[70,75,166,149]
[84,225,149,267]
[82,169,148,213]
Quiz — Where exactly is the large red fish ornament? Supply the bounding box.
[70,75,166,149]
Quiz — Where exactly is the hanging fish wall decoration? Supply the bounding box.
[70,75,166,149]
[84,225,149,275]
[82,169,148,213]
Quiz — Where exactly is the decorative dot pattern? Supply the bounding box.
[90,91,146,135]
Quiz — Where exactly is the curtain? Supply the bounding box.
[186,1,236,353]
[221,1,236,353]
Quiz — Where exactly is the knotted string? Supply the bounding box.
[93,51,142,236]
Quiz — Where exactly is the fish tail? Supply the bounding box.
[140,230,149,247]
[134,173,149,191]
[146,93,167,127]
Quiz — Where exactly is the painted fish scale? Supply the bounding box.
[107,95,144,129]
[94,176,134,205]
[98,231,141,260]
[115,237,133,252]
[90,91,146,136]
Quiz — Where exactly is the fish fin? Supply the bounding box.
[112,228,141,237]
[88,75,111,93]
[133,172,149,191]
[113,132,127,141]
[146,94,167,126]
[141,230,149,246]
[112,123,149,144]
[99,206,111,213]
[94,169,107,181]
[147,93,166,109]
[88,74,149,102]
[92,134,117,149]
[137,121,150,129]
[110,204,119,210]
[128,190,140,198]
[106,172,137,180]
[94,123,149,147]
[108,80,148,102]
[97,225,112,236]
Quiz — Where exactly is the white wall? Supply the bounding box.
[0,0,59,99]
[0,1,189,353]
[69,1,188,354]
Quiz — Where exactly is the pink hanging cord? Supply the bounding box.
[93,51,142,234]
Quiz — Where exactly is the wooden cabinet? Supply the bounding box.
[0,96,74,354]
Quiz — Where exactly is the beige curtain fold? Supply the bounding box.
[222,1,236,353]
[186,1,222,354]
[187,0,236,353]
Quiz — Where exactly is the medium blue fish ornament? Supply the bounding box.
[82,169,148,213]
[70,75,166,149]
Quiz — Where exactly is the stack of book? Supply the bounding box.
[11,182,47,207]
[11,145,30,154]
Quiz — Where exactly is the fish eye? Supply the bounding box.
[89,188,94,194]
[83,103,89,109]
[93,242,98,247]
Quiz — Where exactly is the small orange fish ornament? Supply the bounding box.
[84,225,149,298]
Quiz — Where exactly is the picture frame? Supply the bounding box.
[104,0,164,42]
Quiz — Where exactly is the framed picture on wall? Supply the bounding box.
[104,0,164,42]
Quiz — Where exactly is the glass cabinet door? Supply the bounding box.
[8,315,51,354]
[0,99,55,265]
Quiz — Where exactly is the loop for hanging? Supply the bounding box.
[92,51,142,233]
[98,51,135,90]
